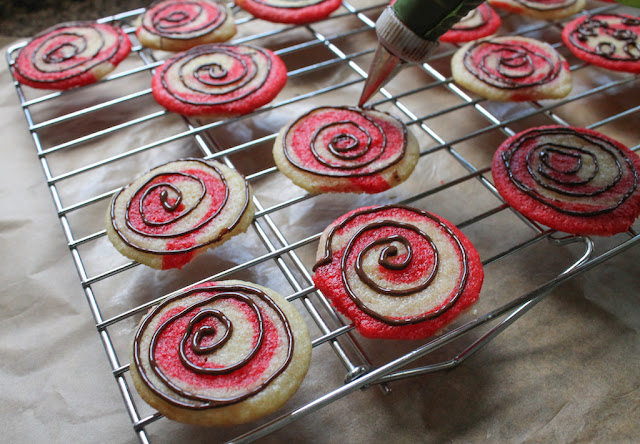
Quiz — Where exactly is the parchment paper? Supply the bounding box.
[2,2,640,443]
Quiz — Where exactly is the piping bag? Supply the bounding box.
[359,0,485,107]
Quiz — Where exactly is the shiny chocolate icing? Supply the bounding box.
[133,283,294,409]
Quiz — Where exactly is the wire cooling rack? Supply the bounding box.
[5,1,640,443]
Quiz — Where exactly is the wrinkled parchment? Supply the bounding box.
[1,2,639,443]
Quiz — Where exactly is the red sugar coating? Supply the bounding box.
[236,0,342,24]
[14,22,132,90]
[492,125,640,236]
[313,206,484,340]
[562,13,640,74]
[129,169,226,235]
[152,44,287,117]
[290,109,405,174]
[152,298,278,390]
[440,4,502,44]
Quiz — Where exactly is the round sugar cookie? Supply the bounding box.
[137,0,236,52]
[152,43,287,117]
[440,3,502,44]
[13,21,132,90]
[492,126,640,236]
[130,280,312,426]
[273,106,419,194]
[487,0,586,20]
[562,13,640,74]
[235,0,342,25]
[451,35,572,101]
[106,159,255,270]
[312,205,484,340]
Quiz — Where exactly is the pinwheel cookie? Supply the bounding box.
[235,0,342,24]
[562,13,640,74]
[313,205,484,340]
[130,280,312,426]
[152,43,287,117]
[492,126,640,236]
[13,21,132,90]
[451,36,572,101]
[137,0,236,52]
[440,3,502,44]
[487,0,585,20]
[273,107,419,194]
[106,159,255,270]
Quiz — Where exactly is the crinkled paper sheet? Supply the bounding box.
[1,2,640,443]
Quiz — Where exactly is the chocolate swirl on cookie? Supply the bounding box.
[141,0,228,39]
[110,159,250,255]
[463,38,563,89]
[14,21,130,86]
[157,43,272,106]
[500,127,639,216]
[134,283,294,409]
[314,205,469,325]
[568,14,640,62]
[282,107,408,178]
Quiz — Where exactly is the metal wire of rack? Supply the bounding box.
[5,1,640,443]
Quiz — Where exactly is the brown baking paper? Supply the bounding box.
[2,2,640,442]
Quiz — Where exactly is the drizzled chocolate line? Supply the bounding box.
[314,205,469,325]
[501,127,638,216]
[463,39,562,89]
[513,0,577,11]
[143,0,227,39]
[252,0,327,9]
[111,159,250,255]
[134,284,294,409]
[282,107,407,178]
[160,44,271,106]
[569,14,640,62]
[15,22,125,83]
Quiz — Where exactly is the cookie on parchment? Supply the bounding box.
[492,126,640,236]
[151,43,287,117]
[440,3,502,44]
[451,36,572,101]
[13,21,132,90]
[273,106,419,194]
[487,0,585,20]
[106,159,255,270]
[137,0,236,52]
[235,0,342,25]
[562,13,640,74]
[312,205,484,340]
[130,280,312,426]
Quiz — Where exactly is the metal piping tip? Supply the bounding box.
[358,43,402,107]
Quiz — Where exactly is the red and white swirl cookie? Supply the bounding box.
[492,126,640,236]
[440,3,502,44]
[130,280,312,426]
[106,159,255,270]
[273,107,419,194]
[151,43,287,117]
[313,205,484,340]
[562,13,640,74]
[137,0,236,52]
[235,0,342,25]
[13,21,132,90]
[487,0,585,20]
[451,36,572,101]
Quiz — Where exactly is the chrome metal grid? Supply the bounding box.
[5,1,640,443]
